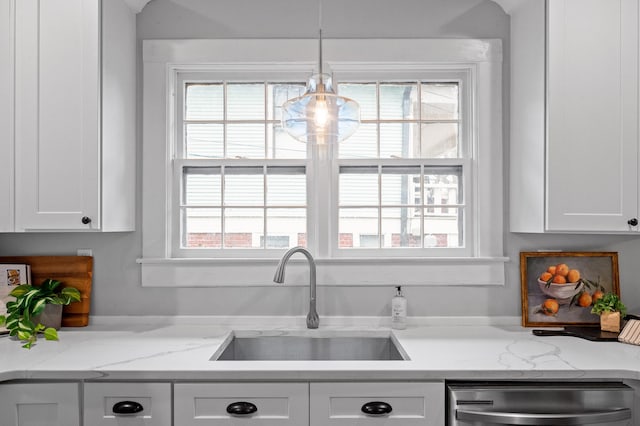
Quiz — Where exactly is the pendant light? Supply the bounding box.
[281,1,360,145]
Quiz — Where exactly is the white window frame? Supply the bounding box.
[139,39,507,287]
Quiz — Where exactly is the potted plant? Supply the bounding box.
[0,279,81,349]
[591,292,627,333]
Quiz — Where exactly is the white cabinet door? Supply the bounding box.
[14,0,100,231]
[0,0,13,232]
[546,0,639,232]
[0,382,80,426]
[174,382,309,426]
[11,0,135,232]
[84,382,172,426]
[310,382,444,426]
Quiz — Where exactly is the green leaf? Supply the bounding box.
[21,289,40,311]
[61,287,81,303]
[30,298,47,316]
[9,284,32,298]
[21,335,36,349]
[43,279,62,293]
[17,330,31,341]
[18,317,35,331]
[0,315,5,326]
[5,317,19,330]
[48,296,64,305]
[43,328,58,341]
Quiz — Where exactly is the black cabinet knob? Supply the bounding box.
[112,401,144,414]
[226,401,258,416]
[81,216,92,225]
[628,218,638,226]
[361,401,393,416]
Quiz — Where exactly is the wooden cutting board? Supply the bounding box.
[0,256,93,327]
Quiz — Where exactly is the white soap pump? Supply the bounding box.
[391,286,407,330]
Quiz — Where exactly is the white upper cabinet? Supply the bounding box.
[9,0,135,232]
[510,0,640,233]
[0,0,13,232]
[547,0,639,232]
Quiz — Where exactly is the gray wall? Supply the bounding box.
[2,0,639,318]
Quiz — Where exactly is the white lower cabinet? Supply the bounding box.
[0,382,80,426]
[311,382,444,426]
[174,382,309,426]
[0,380,444,426]
[83,382,172,426]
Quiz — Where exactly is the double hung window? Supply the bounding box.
[141,39,505,286]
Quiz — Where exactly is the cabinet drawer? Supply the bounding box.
[83,382,171,426]
[310,382,444,426]
[174,382,309,426]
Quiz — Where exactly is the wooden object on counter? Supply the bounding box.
[600,311,621,333]
[0,256,92,327]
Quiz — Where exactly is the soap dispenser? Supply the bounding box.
[391,286,407,329]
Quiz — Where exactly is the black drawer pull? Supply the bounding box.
[361,401,392,416]
[226,401,258,416]
[112,400,143,414]
[81,216,92,225]
[628,218,638,226]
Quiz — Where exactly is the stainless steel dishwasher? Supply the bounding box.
[447,382,634,425]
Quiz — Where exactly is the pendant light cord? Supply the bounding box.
[318,0,323,76]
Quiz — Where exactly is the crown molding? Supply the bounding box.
[122,0,153,13]
[491,0,529,15]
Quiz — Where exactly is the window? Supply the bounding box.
[141,39,506,286]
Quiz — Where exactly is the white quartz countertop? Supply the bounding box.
[2,318,640,382]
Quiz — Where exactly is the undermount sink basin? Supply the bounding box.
[211,331,409,361]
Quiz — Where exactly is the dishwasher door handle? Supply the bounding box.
[456,407,632,425]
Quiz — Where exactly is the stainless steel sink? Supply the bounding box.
[211,331,408,361]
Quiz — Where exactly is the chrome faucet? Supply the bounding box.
[273,246,319,329]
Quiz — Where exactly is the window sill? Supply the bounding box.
[137,256,508,287]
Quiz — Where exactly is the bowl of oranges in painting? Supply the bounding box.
[537,263,585,304]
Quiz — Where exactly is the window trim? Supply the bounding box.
[139,38,507,287]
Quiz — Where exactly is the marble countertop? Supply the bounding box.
[2,317,640,382]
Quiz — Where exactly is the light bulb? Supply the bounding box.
[314,98,329,127]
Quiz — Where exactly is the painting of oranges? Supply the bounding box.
[520,252,620,327]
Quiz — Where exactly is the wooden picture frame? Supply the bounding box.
[520,252,619,327]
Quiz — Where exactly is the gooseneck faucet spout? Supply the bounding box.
[273,246,319,329]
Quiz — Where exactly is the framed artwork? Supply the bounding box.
[520,252,620,327]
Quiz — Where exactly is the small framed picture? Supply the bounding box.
[0,264,30,287]
[520,252,620,327]
[0,263,31,321]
